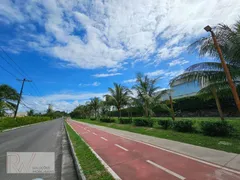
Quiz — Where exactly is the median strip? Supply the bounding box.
[65,122,114,180]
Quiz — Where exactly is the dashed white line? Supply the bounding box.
[93,132,97,136]
[87,130,91,132]
[115,144,128,151]
[146,160,185,180]
[101,137,108,141]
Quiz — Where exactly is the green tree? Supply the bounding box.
[105,83,131,118]
[0,84,19,116]
[89,97,101,119]
[133,73,169,118]
[27,109,35,116]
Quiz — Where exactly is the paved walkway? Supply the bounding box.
[68,120,240,180]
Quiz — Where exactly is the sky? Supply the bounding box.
[0,0,240,113]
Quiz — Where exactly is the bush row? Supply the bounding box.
[158,119,235,136]
[92,117,235,137]
[0,116,52,131]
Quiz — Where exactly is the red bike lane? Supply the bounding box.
[67,120,240,180]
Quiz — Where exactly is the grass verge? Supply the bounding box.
[66,122,114,180]
[0,116,52,132]
[75,118,240,154]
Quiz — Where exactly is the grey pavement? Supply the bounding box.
[0,118,78,180]
[77,120,240,171]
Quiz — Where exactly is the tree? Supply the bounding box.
[105,83,131,118]
[27,109,35,116]
[159,89,175,120]
[170,63,240,120]
[89,97,101,119]
[0,84,19,116]
[133,73,169,118]
[188,21,240,111]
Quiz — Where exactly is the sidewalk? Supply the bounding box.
[78,121,240,171]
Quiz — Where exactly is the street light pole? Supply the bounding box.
[204,25,240,112]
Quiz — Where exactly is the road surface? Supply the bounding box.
[68,120,240,180]
[0,118,78,180]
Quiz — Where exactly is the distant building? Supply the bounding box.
[170,80,202,99]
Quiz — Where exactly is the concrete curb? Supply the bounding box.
[64,123,86,180]
[1,120,53,133]
[67,120,121,180]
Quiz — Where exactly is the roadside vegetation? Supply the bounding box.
[0,116,52,131]
[66,123,114,180]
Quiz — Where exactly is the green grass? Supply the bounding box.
[66,123,114,180]
[0,116,52,132]
[75,117,240,154]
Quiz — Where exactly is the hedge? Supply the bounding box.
[133,118,153,127]
[173,120,194,132]
[158,119,173,129]
[200,121,234,137]
[119,118,132,124]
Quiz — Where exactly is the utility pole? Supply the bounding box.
[14,78,32,118]
[204,25,240,112]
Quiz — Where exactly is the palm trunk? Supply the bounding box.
[118,107,121,119]
[211,87,224,121]
[169,95,175,120]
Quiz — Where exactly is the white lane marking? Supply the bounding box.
[72,120,240,175]
[101,137,108,141]
[87,130,91,132]
[147,160,185,180]
[93,132,97,136]
[115,144,128,151]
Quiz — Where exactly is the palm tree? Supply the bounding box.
[159,89,175,120]
[0,84,19,116]
[188,21,240,111]
[105,83,131,118]
[133,73,169,118]
[89,97,101,119]
[170,63,240,120]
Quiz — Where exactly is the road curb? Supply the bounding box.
[64,122,86,180]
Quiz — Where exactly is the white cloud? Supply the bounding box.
[20,91,106,113]
[79,81,101,87]
[123,78,136,83]
[93,73,122,78]
[169,58,189,67]
[165,69,184,78]
[1,0,240,68]
[145,70,165,77]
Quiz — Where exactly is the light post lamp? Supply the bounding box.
[204,25,240,112]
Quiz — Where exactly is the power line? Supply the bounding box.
[0,47,29,78]
[0,53,25,78]
[0,64,18,79]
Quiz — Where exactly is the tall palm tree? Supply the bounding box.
[170,63,240,120]
[133,73,169,118]
[159,89,175,120]
[105,83,131,118]
[188,21,240,111]
[0,84,19,116]
[89,97,101,119]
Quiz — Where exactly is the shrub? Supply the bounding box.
[158,119,173,129]
[133,118,153,127]
[200,121,234,137]
[119,118,132,124]
[90,118,96,121]
[173,120,194,132]
[99,118,115,123]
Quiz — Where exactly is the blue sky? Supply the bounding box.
[0,0,240,112]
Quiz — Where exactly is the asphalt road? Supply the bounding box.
[68,120,240,180]
[0,118,78,180]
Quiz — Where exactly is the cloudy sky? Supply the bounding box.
[1,0,240,112]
